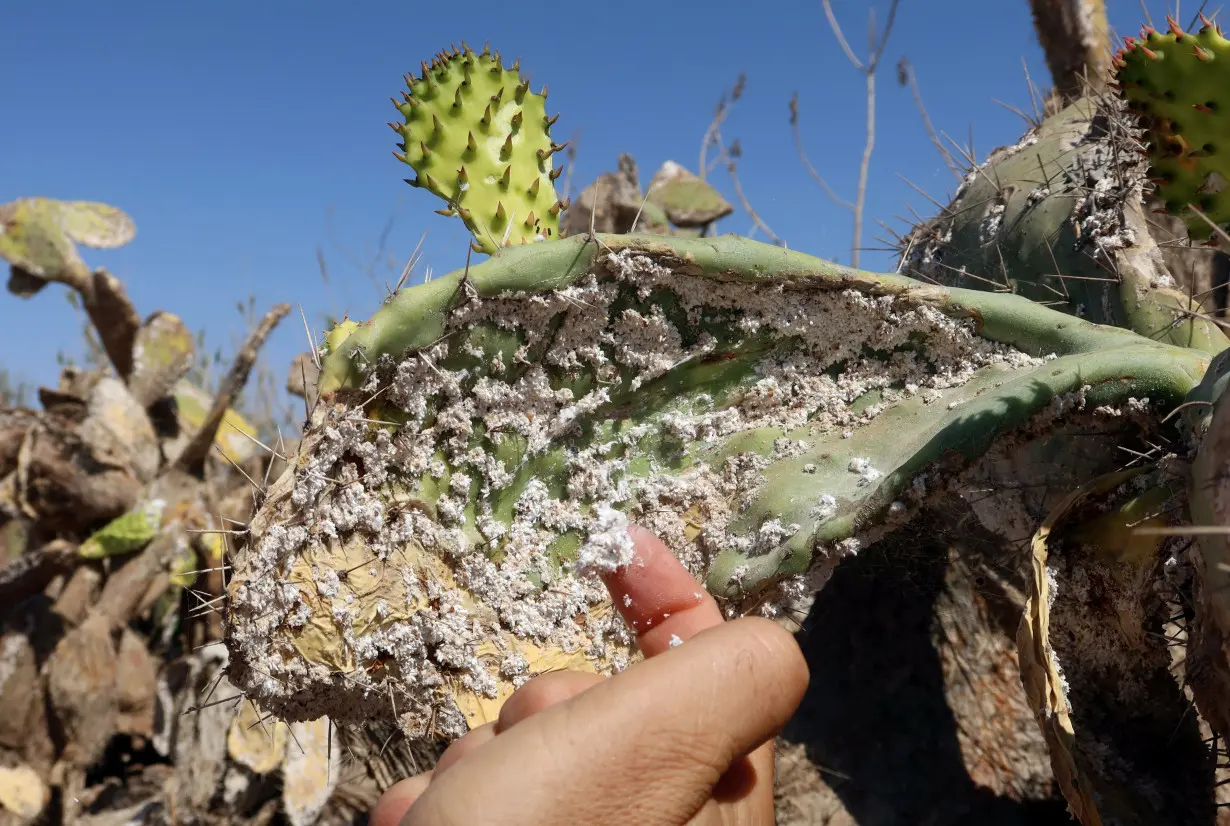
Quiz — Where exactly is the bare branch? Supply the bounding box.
[789,94,855,211]
[174,302,292,476]
[698,74,781,243]
[822,0,866,70]
[801,0,900,268]
[896,57,963,180]
[713,131,783,245]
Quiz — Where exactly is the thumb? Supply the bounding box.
[405,614,808,825]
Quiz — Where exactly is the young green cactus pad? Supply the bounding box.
[223,234,1209,742]
[1114,15,1230,240]
[393,43,569,254]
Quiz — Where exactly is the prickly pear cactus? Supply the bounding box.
[392,43,569,254]
[223,233,1208,742]
[0,197,136,295]
[899,96,1228,355]
[1114,15,1230,240]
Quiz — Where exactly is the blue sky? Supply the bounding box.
[1,1,1170,402]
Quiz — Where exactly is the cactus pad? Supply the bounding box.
[1115,16,1230,239]
[79,499,166,560]
[224,234,1208,742]
[393,43,568,254]
[0,198,135,295]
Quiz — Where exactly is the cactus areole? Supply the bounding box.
[392,43,569,255]
[1115,14,1230,239]
[224,233,1208,742]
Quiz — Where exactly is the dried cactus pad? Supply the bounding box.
[224,235,1206,742]
[1115,16,1230,237]
[393,43,568,254]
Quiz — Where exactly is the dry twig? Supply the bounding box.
[698,74,784,245]
[792,0,901,267]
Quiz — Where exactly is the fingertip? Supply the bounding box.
[724,615,811,708]
[370,771,433,826]
[432,722,495,775]
[496,671,604,733]
[602,525,725,656]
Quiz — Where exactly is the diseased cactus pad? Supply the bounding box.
[224,235,1207,742]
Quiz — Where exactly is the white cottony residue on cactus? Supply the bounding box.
[812,494,838,522]
[848,457,883,486]
[575,505,636,574]
[225,246,1051,739]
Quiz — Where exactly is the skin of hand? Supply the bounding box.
[370,525,810,826]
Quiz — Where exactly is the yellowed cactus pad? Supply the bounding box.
[173,380,260,465]
[227,699,289,775]
[0,197,135,278]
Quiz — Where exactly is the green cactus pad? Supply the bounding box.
[900,97,1229,355]
[1115,16,1230,239]
[79,499,166,560]
[393,43,568,254]
[225,234,1208,741]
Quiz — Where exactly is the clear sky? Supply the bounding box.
[1,0,1168,399]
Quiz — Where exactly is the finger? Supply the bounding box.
[434,674,605,777]
[369,770,433,826]
[496,670,605,733]
[601,525,725,657]
[408,615,809,825]
[432,721,496,775]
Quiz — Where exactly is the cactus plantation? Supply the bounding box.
[9,11,1230,826]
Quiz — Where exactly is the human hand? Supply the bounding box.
[370,525,810,825]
